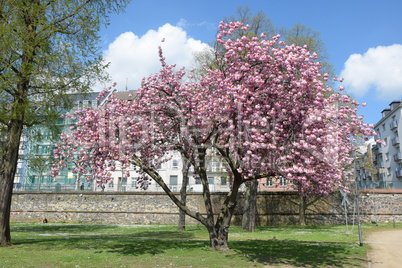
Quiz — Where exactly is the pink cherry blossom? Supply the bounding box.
[52,21,376,250]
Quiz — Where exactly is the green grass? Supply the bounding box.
[0,223,399,267]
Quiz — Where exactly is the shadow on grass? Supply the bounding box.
[13,234,208,256]
[13,236,364,266]
[11,223,115,233]
[10,224,365,267]
[256,225,334,231]
[128,230,196,239]
[229,239,366,267]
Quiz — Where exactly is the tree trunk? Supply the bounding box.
[1,11,34,244]
[208,225,230,251]
[76,173,81,191]
[131,150,242,251]
[209,172,243,251]
[177,155,191,231]
[0,120,24,246]
[177,195,187,231]
[37,171,43,191]
[247,179,258,232]
[242,182,250,229]
[299,194,307,226]
[242,180,257,232]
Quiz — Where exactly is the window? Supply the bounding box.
[172,159,178,169]
[221,177,227,185]
[211,161,219,172]
[280,177,286,186]
[208,177,214,185]
[266,178,273,187]
[195,178,201,184]
[170,175,178,185]
[131,177,138,188]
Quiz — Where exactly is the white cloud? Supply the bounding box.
[176,18,216,31]
[340,44,402,99]
[176,18,188,28]
[101,24,211,91]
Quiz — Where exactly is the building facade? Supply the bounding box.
[373,100,402,189]
[22,92,100,191]
[354,139,378,189]
[18,90,235,193]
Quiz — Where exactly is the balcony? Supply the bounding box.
[393,153,402,162]
[390,120,398,130]
[377,161,385,168]
[392,137,400,145]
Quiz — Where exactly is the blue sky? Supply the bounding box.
[99,0,402,125]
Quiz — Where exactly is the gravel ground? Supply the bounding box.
[366,229,402,268]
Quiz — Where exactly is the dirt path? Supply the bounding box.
[365,229,402,268]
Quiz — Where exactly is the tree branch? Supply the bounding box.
[130,155,209,225]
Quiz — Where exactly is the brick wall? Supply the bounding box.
[10,191,402,225]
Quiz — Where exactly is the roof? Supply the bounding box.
[375,100,402,128]
[114,90,137,101]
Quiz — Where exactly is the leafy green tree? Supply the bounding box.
[26,154,54,191]
[0,0,129,246]
[192,6,275,78]
[223,6,275,39]
[279,23,335,79]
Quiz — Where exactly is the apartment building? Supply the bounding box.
[22,92,100,191]
[373,100,402,188]
[354,139,378,189]
[20,90,233,192]
[104,150,231,193]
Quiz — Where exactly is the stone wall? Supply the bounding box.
[10,191,402,225]
[358,190,402,224]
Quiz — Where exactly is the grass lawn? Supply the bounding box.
[0,222,399,267]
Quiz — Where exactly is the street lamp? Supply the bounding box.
[352,149,363,246]
[354,177,363,246]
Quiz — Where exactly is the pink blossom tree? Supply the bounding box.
[53,21,375,251]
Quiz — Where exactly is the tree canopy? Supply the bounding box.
[53,21,375,250]
[193,6,334,80]
[0,0,129,246]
